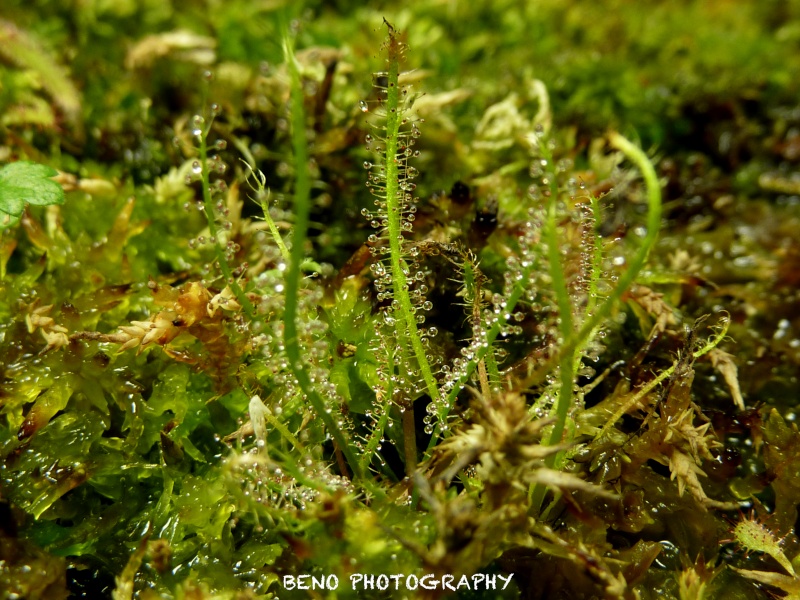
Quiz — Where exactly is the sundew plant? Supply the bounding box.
[3,2,800,599]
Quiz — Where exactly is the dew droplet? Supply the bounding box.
[191,115,205,138]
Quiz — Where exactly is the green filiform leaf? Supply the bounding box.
[0,161,65,230]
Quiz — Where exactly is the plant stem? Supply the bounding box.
[586,192,603,317]
[530,133,662,512]
[282,30,362,480]
[469,265,492,399]
[383,26,441,409]
[541,140,574,451]
[514,132,663,393]
[573,132,662,349]
[402,407,417,477]
[260,199,291,264]
[526,141,578,513]
[427,271,534,452]
[198,130,256,320]
[360,347,395,474]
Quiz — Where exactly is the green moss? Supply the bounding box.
[2,2,800,598]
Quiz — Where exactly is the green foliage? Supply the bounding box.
[0,18,81,129]
[2,2,800,599]
[0,161,64,230]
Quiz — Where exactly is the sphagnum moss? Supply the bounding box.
[3,7,795,600]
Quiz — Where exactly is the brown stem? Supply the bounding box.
[402,405,417,477]
[333,444,350,479]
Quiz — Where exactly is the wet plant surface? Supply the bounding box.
[2,2,800,599]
